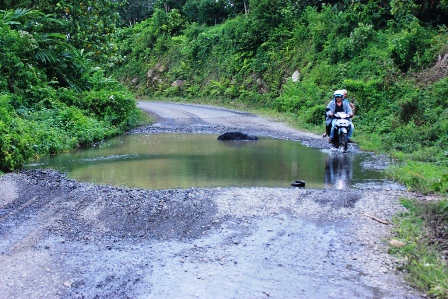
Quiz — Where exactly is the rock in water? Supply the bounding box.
[217,131,258,141]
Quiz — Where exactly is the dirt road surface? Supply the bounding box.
[0,101,426,298]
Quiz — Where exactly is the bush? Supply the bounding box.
[304,105,326,126]
[0,96,34,171]
[349,23,375,54]
[79,90,138,129]
[388,20,435,71]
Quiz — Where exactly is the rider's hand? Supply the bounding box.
[329,112,333,116]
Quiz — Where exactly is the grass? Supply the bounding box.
[390,198,448,298]
[136,108,157,126]
[387,161,448,194]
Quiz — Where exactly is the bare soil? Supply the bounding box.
[0,101,432,298]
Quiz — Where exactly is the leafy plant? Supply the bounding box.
[0,8,141,171]
[0,95,34,171]
[391,197,448,298]
[432,174,448,194]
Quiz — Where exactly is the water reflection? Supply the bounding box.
[218,140,254,149]
[324,152,353,189]
[27,133,389,190]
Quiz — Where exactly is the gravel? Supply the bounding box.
[0,102,429,298]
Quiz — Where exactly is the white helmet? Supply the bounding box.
[333,90,343,98]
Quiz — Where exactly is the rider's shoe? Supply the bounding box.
[322,133,327,138]
[328,138,333,143]
[348,139,355,143]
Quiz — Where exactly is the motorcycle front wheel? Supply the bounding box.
[341,132,348,152]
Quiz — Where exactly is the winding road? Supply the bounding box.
[137,101,319,139]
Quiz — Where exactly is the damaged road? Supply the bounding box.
[0,102,426,298]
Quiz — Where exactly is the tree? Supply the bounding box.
[221,0,247,17]
[183,0,228,25]
[390,0,448,25]
[118,0,157,26]
[154,0,187,13]
[1,0,126,63]
[0,8,90,94]
[55,0,124,61]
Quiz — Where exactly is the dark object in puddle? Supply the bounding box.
[291,180,305,187]
[217,131,258,141]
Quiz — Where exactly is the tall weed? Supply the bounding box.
[391,198,448,298]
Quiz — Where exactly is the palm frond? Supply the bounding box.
[31,49,58,64]
[0,8,42,26]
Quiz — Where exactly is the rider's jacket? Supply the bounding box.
[325,99,353,126]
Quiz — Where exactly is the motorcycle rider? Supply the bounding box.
[323,90,341,138]
[323,89,354,139]
[326,91,354,144]
[341,89,355,142]
[341,89,354,111]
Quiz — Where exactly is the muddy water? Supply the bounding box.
[28,133,390,190]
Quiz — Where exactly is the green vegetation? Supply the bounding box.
[0,8,140,171]
[1,1,448,296]
[391,198,448,298]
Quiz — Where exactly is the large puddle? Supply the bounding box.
[27,133,396,190]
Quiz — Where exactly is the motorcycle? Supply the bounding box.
[330,112,351,153]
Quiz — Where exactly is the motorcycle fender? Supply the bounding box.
[341,128,347,134]
[338,120,350,126]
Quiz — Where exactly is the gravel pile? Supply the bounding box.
[0,168,425,298]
